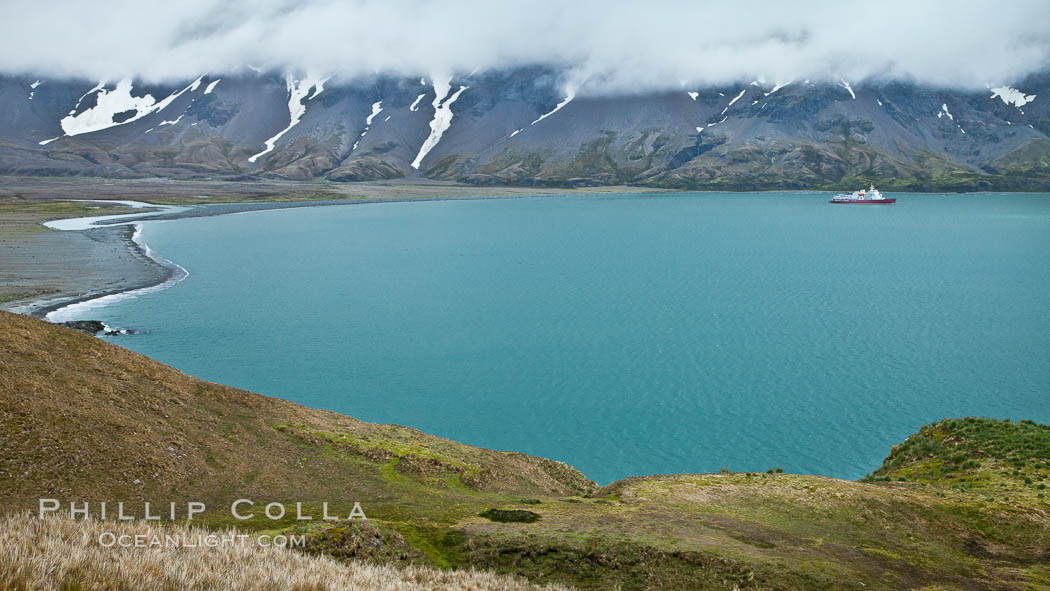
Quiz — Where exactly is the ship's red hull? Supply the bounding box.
[829,198,896,204]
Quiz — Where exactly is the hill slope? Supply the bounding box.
[1,311,1049,590]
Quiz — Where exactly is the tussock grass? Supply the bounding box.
[864,417,1050,496]
[0,513,568,591]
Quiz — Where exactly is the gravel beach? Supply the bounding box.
[0,216,170,317]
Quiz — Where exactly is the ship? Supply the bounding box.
[830,185,896,204]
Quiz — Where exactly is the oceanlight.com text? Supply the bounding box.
[97,531,306,548]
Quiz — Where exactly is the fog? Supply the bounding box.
[2,0,1047,92]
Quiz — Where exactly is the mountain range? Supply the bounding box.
[1,68,1048,191]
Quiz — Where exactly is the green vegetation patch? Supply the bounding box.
[863,418,1050,493]
[274,423,485,486]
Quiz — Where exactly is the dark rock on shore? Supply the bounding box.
[59,320,129,336]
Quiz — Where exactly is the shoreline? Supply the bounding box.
[3,190,641,321]
[3,200,190,320]
[36,223,189,322]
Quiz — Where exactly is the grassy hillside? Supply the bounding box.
[2,311,1049,590]
[864,417,1050,497]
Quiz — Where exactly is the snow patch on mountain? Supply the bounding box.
[60,79,158,134]
[248,74,327,163]
[58,77,202,137]
[765,80,791,96]
[720,89,746,115]
[69,82,104,116]
[152,76,203,112]
[840,80,855,99]
[159,115,183,126]
[531,85,576,125]
[351,101,384,152]
[409,93,426,111]
[411,77,468,169]
[687,91,698,101]
[308,77,329,100]
[937,104,966,133]
[706,115,728,129]
[989,86,1036,108]
[365,101,383,125]
[204,79,221,94]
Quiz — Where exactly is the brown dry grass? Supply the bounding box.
[0,513,569,591]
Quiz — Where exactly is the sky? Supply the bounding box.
[2,0,1048,93]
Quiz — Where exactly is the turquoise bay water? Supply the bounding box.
[91,192,1050,484]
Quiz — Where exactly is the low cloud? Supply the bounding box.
[2,0,1048,92]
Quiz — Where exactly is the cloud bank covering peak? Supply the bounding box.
[2,0,1048,93]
